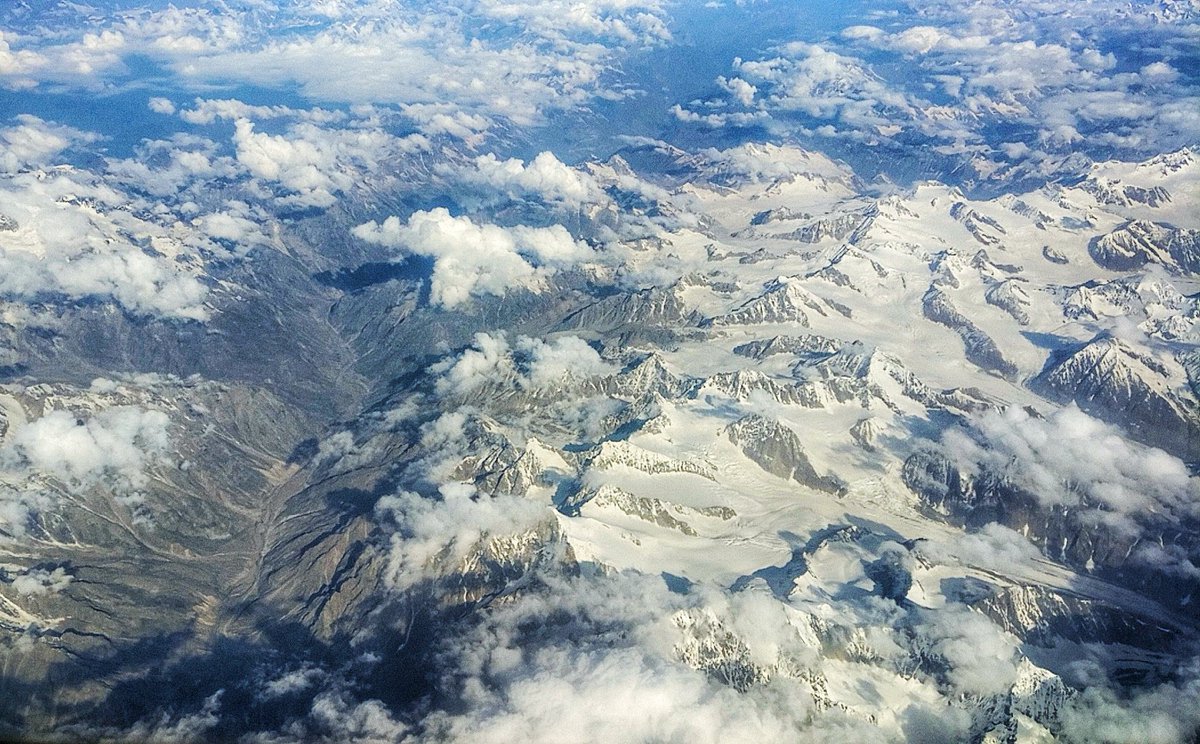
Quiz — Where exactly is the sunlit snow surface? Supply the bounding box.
[0,1,1198,742]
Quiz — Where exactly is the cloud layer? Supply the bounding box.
[0,0,670,132]
[678,0,1200,179]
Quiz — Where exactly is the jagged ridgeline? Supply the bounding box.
[2,0,1200,739]
[1,106,1199,744]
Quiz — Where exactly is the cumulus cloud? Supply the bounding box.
[353,209,593,308]
[375,483,549,591]
[476,0,670,44]
[306,690,411,742]
[0,488,51,541]
[402,569,903,744]
[0,170,210,318]
[943,405,1198,528]
[1140,61,1180,85]
[886,25,990,56]
[10,566,72,595]
[174,13,657,126]
[400,103,492,141]
[420,411,471,450]
[451,151,602,207]
[261,667,325,700]
[433,332,616,396]
[0,115,99,172]
[179,98,348,126]
[424,643,805,743]
[434,332,516,396]
[194,209,269,249]
[679,42,918,140]
[516,335,617,387]
[117,690,224,744]
[104,134,240,198]
[0,27,126,89]
[0,1,666,130]
[1131,543,1200,581]
[914,605,1019,697]
[918,523,1041,572]
[1058,659,1200,744]
[307,473,928,744]
[232,119,426,209]
[682,0,1200,174]
[2,406,170,489]
[0,6,247,90]
[147,97,176,115]
[718,76,757,107]
[0,250,209,320]
[0,406,169,540]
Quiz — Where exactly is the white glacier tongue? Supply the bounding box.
[243,143,1197,741]
[2,136,1198,742]
[1,19,1199,735]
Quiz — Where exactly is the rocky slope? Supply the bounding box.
[1,139,1198,742]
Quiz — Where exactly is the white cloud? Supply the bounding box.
[1,7,248,90]
[918,523,1041,572]
[433,332,616,396]
[179,98,347,126]
[2,406,170,489]
[0,1,668,132]
[353,209,593,308]
[11,566,72,595]
[1140,61,1180,85]
[400,103,492,141]
[0,30,47,89]
[943,405,1198,529]
[411,570,898,743]
[516,335,617,387]
[1131,543,1200,580]
[452,151,602,207]
[420,411,470,449]
[887,26,990,55]
[684,1,1200,166]
[232,120,333,208]
[0,115,99,172]
[1059,660,1200,744]
[230,117,428,208]
[689,42,918,140]
[0,170,211,318]
[193,206,270,250]
[841,25,884,42]
[375,483,548,591]
[1000,141,1031,159]
[116,690,224,744]
[434,332,516,396]
[105,134,240,198]
[0,488,51,541]
[424,643,805,743]
[261,667,325,700]
[147,97,176,115]
[307,691,411,742]
[0,28,125,89]
[916,605,1019,696]
[476,0,670,44]
[0,243,209,321]
[718,76,758,107]
[182,5,660,126]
